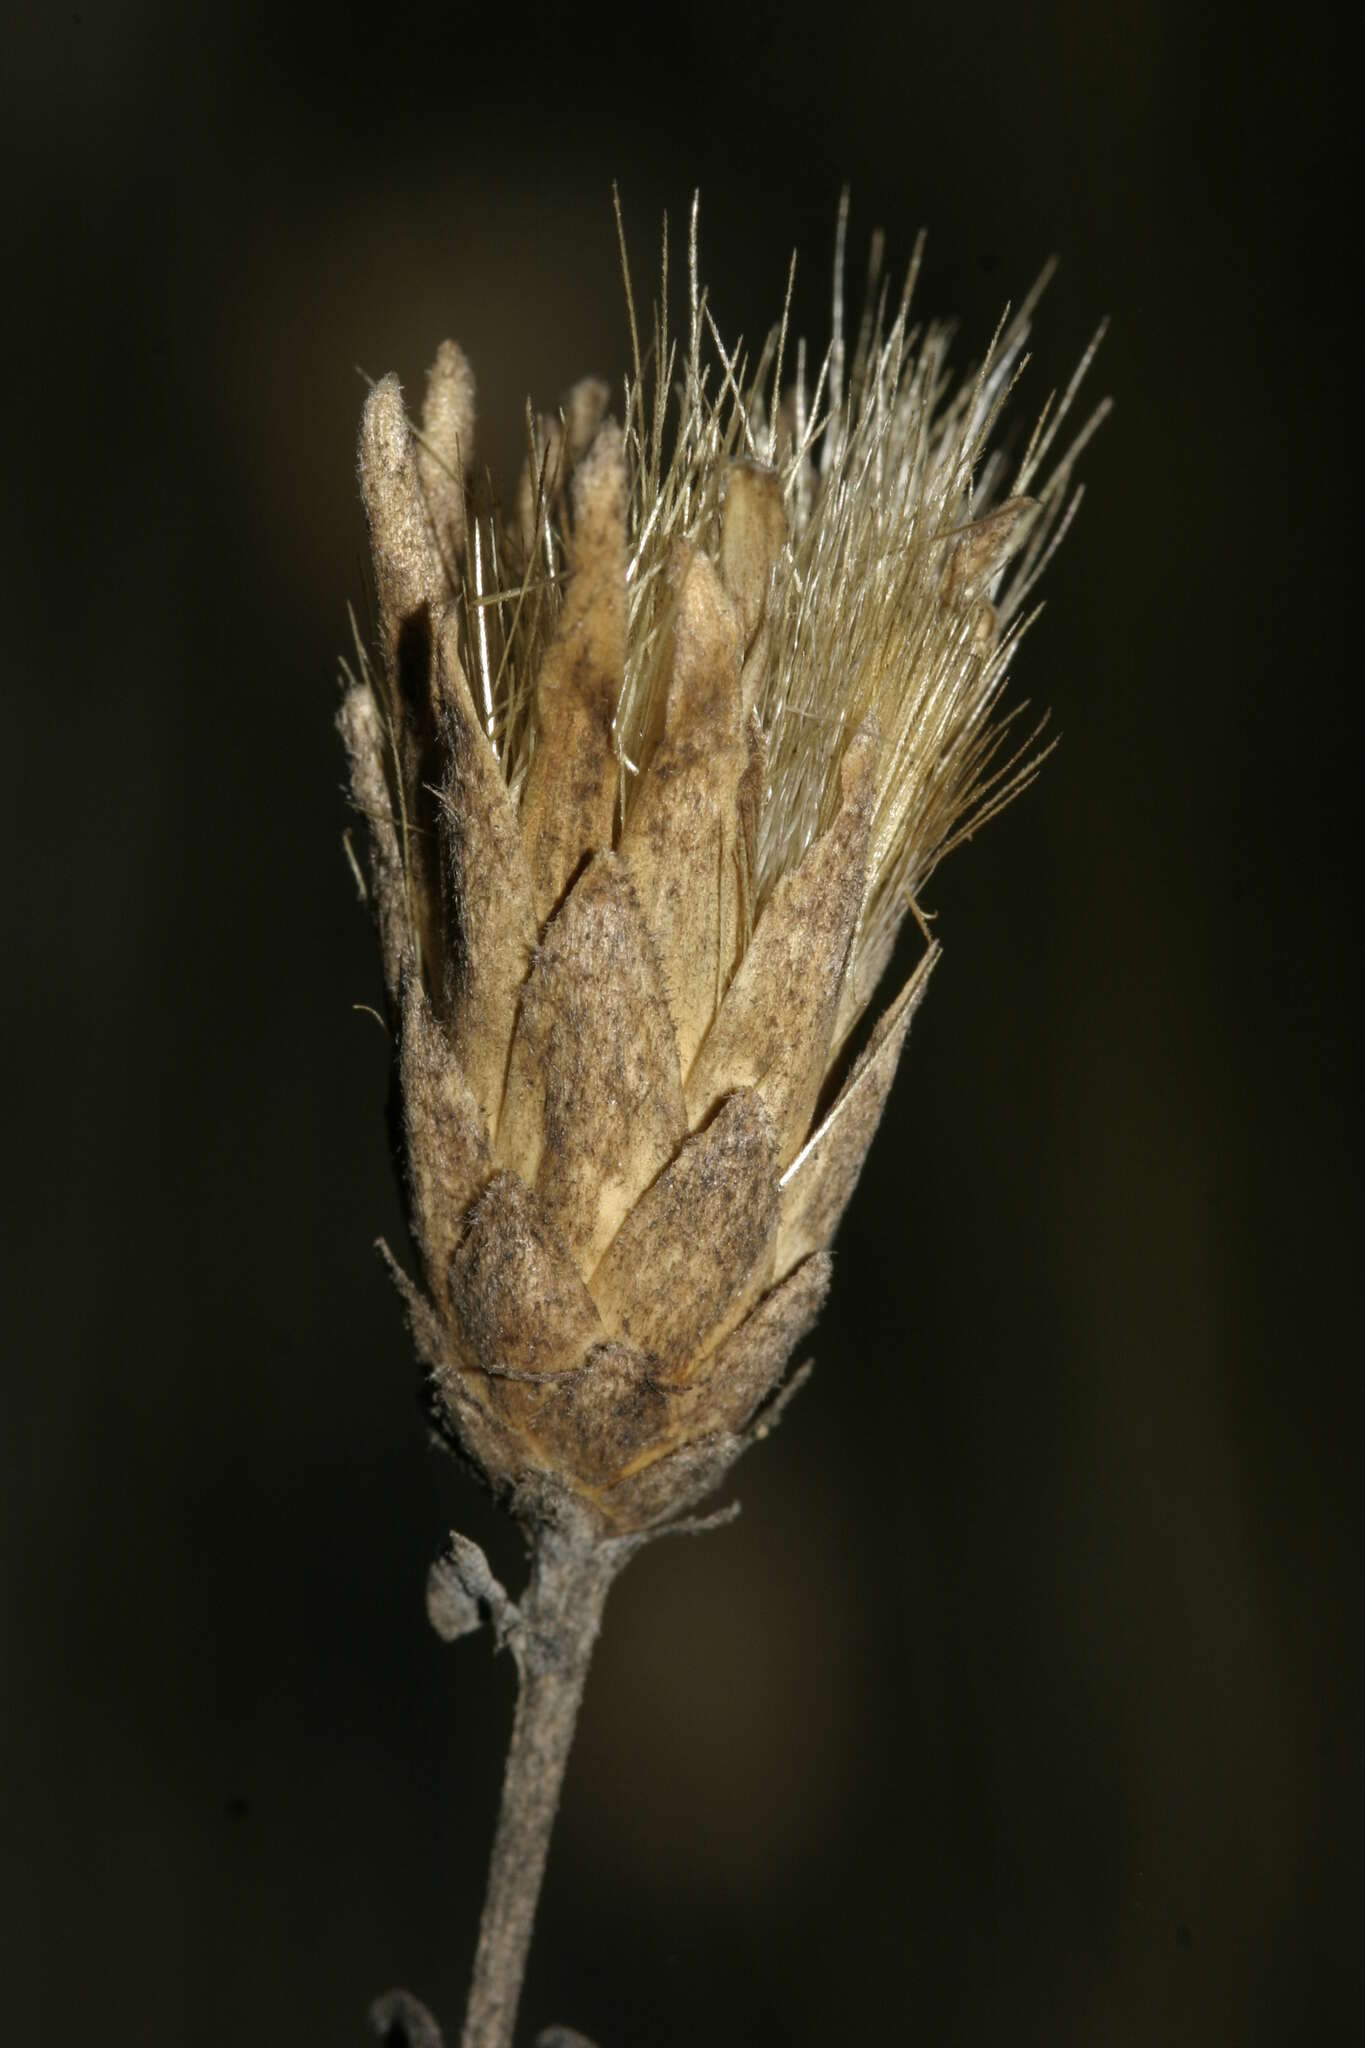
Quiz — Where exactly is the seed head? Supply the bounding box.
[341,198,1105,1535]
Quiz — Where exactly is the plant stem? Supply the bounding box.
[459,1520,622,2048]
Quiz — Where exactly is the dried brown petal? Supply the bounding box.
[448,1171,605,1433]
[518,425,627,924]
[399,972,491,1295]
[498,852,685,1273]
[589,1088,779,1372]
[684,720,879,1166]
[434,610,537,1135]
[417,340,476,581]
[674,1251,830,1433]
[619,544,747,1072]
[776,947,937,1281]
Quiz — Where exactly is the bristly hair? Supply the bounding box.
[446,190,1108,1012]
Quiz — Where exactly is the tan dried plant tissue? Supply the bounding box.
[340,198,1106,1538]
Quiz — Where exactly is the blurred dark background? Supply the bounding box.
[5,2,1357,2042]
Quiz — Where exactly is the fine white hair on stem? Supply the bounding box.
[455,195,1108,993]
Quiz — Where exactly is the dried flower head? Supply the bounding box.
[341,198,1105,1538]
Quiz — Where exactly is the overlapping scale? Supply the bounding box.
[432,611,537,1137]
[358,375,447,674]
[497,851,685,1274]
[338,679,408,1001]
[528,1343,670,1490]
[683,719,879,1165]
[619,543,749,1074]
[357,378,451,986]
[517,425,627,925]
[718,462,789,715]
[398,974,491,1295]
[589,1088,779,1373]
[417,339,476,582]
[673,1250,831,1433]
[776,947,937,1282]
[448,1169,606,1433]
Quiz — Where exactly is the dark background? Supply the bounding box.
[6,3,1357,2042]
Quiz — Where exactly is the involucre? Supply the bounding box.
[341,208,1102,1545]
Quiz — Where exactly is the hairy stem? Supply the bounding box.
[460,1520,621,2048]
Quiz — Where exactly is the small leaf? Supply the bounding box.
[426,1532,518,1646]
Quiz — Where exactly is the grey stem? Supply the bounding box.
[459,1519,622,2048]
